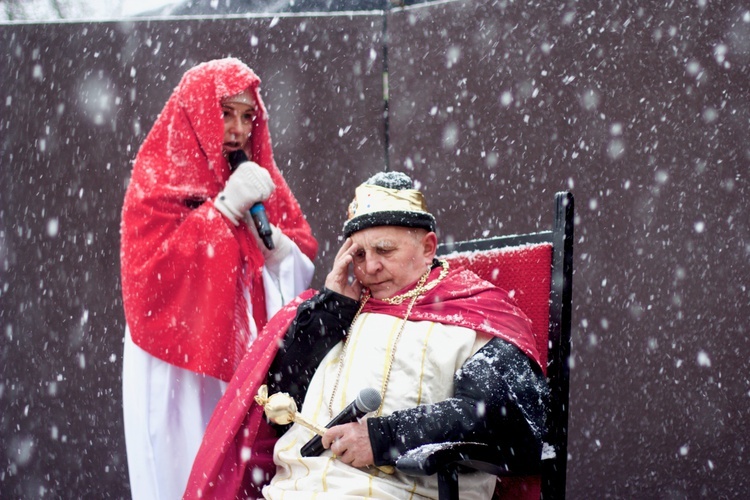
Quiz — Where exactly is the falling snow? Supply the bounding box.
[1,1,748,499]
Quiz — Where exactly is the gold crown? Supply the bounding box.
[347,184,429,220]
[343,180,436,237]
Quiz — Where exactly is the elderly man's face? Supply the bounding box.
[350,226,437,299]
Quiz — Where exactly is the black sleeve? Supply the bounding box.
[367,337,549,470]
[267,287,359,407]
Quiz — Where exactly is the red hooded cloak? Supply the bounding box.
[120,58,317,382]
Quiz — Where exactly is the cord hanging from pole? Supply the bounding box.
[381,5,391,172]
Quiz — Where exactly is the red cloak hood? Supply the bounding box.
[184,266,540,498]
[120,58,317,382]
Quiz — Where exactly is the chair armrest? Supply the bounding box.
[396,442,532,477]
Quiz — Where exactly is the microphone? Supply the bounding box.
[300,387,381,457]
[226,150,275,250]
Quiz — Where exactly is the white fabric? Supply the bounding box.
[244,220,295,269]
[123,245,314,500]
[263,312,495,500]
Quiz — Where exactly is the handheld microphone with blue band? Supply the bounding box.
[248,203,274,250]
[226,150,275,250]
[300,387,381,457]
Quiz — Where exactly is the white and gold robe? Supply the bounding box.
[263,311,496,500]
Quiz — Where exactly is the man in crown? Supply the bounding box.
[185,171,548,499]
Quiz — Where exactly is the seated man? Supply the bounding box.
[260,171,549,499]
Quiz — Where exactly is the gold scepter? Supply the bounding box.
[255,385,394,475]
[254,384,327,436]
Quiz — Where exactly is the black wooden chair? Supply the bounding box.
[396,192,574,500]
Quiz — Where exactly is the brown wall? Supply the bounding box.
[1,1,748,497]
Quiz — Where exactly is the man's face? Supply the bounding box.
[350,226,436,300]
[221,94,258,154]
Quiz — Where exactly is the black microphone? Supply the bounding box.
[300,387,381,457]
[226,150,274,250]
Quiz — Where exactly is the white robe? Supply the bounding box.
[263,311,496,500]
[122,246,314,500]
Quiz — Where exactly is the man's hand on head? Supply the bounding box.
[324,238,363,301]
[321,420,374,468]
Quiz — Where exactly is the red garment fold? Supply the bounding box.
[364,265,542,370]
[120,58,317,382]
[184,290,315,500]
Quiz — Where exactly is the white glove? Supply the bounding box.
[244,220,293,267]
[214,161,275,225]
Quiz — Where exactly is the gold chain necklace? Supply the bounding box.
[379,260,450,305]
[327,260,450,418]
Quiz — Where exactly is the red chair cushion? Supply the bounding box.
[444,242,553,500]
[443,242,553,374]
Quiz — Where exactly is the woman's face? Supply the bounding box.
[221,90,258,154]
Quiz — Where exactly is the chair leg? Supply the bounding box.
[437,468,459,500]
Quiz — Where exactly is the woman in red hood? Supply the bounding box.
[120,58,317,500]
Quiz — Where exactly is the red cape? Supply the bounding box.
[184,266,539,499]
[363,265,541,370]
[183,290,315,500]
[120,58,317,382]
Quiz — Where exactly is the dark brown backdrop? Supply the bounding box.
[1,1,748,497]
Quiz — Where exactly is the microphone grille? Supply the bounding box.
[227,149,249,170]
[356,388,381,413]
